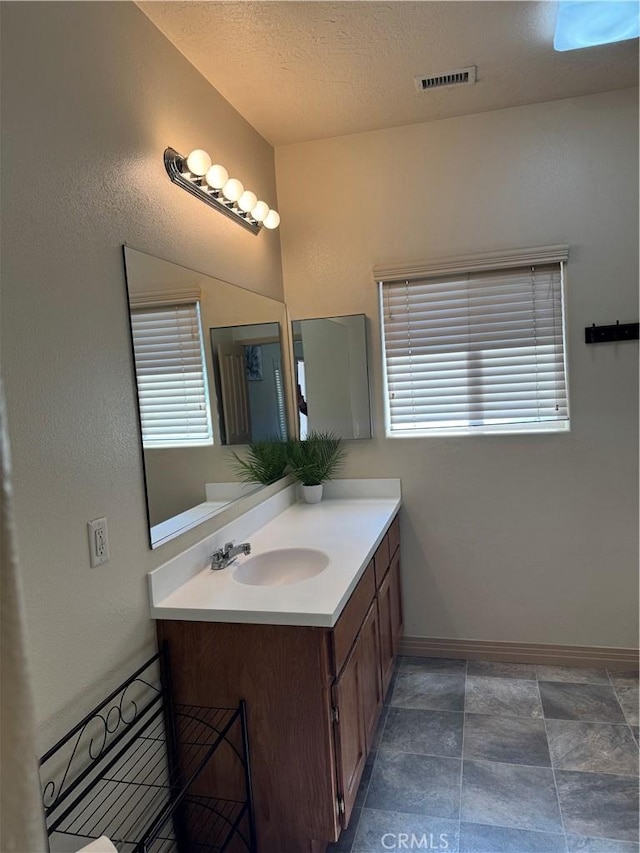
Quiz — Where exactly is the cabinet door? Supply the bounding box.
[332,639,367,829]
[390,549,404,651]
[377,570,395,696]
[359,602,383,751]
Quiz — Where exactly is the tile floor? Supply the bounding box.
[328,657,639,853]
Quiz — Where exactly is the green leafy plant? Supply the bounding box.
[230,439,289,485]
[286,432,346,487]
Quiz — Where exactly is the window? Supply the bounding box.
[378,247,570,437]
[130,302,214,448]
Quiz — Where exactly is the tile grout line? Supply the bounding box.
[536,673,570,853]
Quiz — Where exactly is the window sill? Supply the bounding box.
[144,440,214,450]
[386,421,571,438]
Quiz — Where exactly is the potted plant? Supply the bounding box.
[286,432,346,504]
[230,438,289,485]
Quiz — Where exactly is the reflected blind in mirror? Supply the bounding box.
[380,263,569,435]
[273,362,288,441]
[130,303,213,448]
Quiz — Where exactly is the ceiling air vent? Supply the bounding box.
[414,65,477,94]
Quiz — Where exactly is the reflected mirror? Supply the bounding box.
[210,323,287,445]
[292,314,372,440]
[123,246,290,548]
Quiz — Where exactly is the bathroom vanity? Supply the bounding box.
[149,481,402,853]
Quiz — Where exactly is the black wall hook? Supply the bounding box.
[585,320,639,344]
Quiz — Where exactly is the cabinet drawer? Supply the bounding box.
[332,561,375,675]
[388,515,400,560]
[373,536,390,589]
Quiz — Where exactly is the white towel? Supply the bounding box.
[0,379,48,852]
[77,837,117,853]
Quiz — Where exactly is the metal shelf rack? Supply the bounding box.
[40,651,255,853]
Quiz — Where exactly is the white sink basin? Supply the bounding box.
[233,548,330,586]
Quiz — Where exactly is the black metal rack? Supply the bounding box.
[39,651,255,853]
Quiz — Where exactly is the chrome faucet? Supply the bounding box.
[210,540,251,571]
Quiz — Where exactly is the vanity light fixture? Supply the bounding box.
[164,147,280,235]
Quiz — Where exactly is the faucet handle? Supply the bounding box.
[210,548,225,570]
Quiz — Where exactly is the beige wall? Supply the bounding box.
[1,1,283,748]
[277,89,639,649]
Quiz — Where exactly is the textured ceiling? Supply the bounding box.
[138,1,639,146]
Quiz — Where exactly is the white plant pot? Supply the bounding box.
[301,484,323,504]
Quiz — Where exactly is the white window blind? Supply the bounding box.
[130,302,214,448]
[380,262,569,436]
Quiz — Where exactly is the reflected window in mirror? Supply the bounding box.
[291,314,372,440]
[122,246,292,548]
[130,302,213,449]
[209,322,288,445]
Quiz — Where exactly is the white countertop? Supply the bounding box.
[149,480,401,627]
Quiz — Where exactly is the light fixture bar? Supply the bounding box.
[164,148,262,235]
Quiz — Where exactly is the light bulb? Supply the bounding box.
[238,190,258,213]
[251,200,269,222]
[186,149,212,177]
[263,209,280,230]
[205,164,228,190]
[222,178,244,203]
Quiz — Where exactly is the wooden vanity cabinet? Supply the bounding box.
[375,516,403,695]
[157,513,402,853]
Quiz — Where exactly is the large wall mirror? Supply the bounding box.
[292,314,372,440]
[123,246,290,548]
